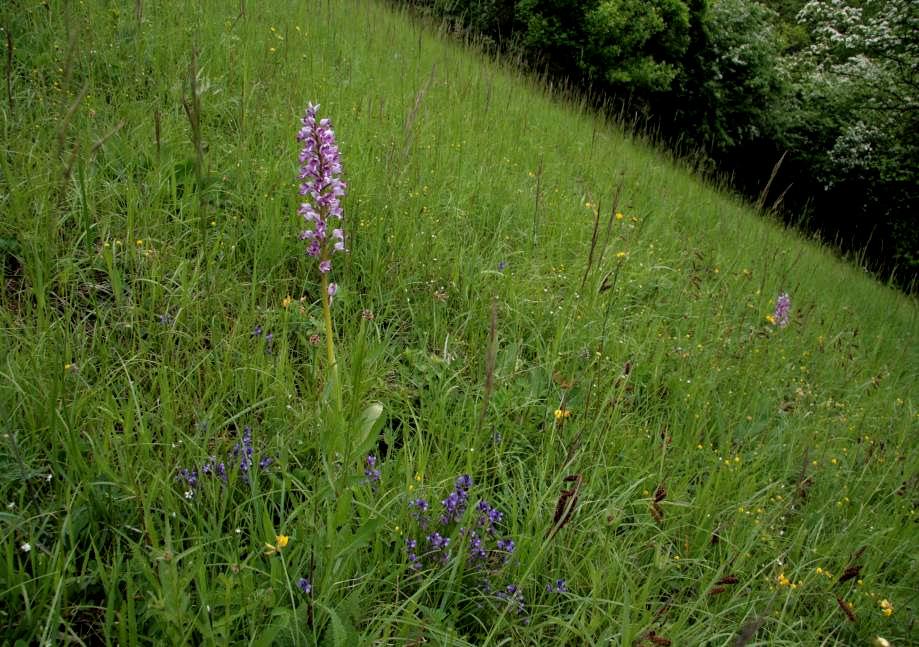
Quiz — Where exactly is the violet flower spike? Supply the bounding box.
[296,102,346,413]
[773,292,791,327]
[297,103,346,275]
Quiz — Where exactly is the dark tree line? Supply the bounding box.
[396,0,919,289]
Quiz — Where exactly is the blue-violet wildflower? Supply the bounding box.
[232,426,255,477]
[476,500,503,534]
[426,531,451,563]
[440,475,472,524]
[467,531,487,566]
[178,426,272,494]
[364,454,381,484]
[546,579,567,593]
[496,538,516,563]
[410,497,430,529]
[497,584,526,616]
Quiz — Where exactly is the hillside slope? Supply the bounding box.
[1,1,916,644]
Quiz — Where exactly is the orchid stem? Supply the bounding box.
[320,272,342,412]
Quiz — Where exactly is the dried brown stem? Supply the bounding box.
[547,474,583,541]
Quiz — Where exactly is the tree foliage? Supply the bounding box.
[777,0,919,271]
[705,0,784,150]
[583,0,691,92]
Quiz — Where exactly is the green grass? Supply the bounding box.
[1,0,916,644]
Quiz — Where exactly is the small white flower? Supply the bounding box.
[235,528,242,535]
[184,490,194,500]
[20,542,31,553]
[7,502,15,510]
[45,474,52,482]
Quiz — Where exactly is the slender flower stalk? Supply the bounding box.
[297,103,346,408]
[320,273,339,407]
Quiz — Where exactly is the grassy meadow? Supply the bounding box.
[1,0,917,644]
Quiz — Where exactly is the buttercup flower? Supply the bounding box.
[879,598,893,617]
[264,534,290,556]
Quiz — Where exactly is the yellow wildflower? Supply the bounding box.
[615,212,624,221]
[282,295,293,308]
[264,534,290,556]
[554,408,571,421]
[879,599,893,617]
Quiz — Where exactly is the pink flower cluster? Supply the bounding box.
[297,103,346,289]
[773,292,791,327]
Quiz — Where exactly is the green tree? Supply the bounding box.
[702,0,785,152]
[582,0,692,92]
[513,0,598,79]
[778,0,918,271]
